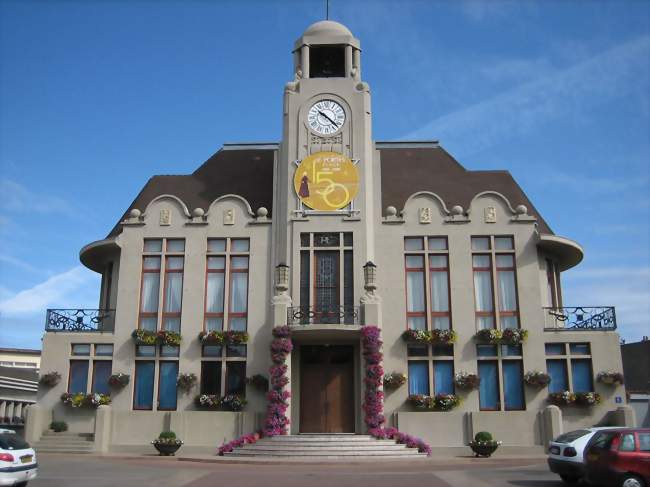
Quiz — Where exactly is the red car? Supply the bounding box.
[584,428,650,487]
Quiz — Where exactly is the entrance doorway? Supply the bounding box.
[299,345,355,433]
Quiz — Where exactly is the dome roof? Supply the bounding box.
[303,20,353,37]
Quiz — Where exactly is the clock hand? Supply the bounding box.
[318,110,339,128]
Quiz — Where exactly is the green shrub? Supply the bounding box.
[474,431,493,442]
[158,431,176,440]
[50,421,68,432]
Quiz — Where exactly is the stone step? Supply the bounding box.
[254,440,401,447]
[227,449,423,457]
[34,448,94,454]
[265,435,376,442]
[241,444,411,452]
[36,437,94,443]
[41,432,94,438]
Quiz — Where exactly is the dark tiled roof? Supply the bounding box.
[107,143,551,237]
[108,148,275,237]
[379,146,552,234]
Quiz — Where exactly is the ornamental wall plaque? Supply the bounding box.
[293,151,359,211]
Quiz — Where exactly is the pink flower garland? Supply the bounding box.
[362,326,431,456]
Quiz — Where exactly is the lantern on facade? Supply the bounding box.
[363,261,377,292]
[275,264,290,292]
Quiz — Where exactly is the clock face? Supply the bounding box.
[307,100,346,136]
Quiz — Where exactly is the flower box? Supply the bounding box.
[108,373,130,388]
[524,371,551,388]
[402,329,457,345]
[474,328,528,345]
[194,393,247,411]
[454,372,480,390]
[407,393,461,411]
[596,371,624,385]
[61,392,111,409]
[547,391,601,406]
[132,329,181,346]
[383,372,407,389]
[198,330,249,345]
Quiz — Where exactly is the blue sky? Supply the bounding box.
[0,0,648,348]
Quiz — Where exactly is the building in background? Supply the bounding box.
[0,348,40,432]
[621,338,650,427]
[28,20,633,454]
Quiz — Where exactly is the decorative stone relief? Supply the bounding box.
[159,208,171,226]
[419,207,432,224]
[223,208,235,225]
[484,207,497,223]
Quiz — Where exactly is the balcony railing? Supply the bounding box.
[45,309,115,332]
[543,307,616,331]
[287,305,360,326]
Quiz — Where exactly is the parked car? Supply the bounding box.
[584,428,650,487]
[547,427,621,484]
[0,433,37,486]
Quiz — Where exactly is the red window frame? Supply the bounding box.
[204,256,226,332]
[138,255,161,330]
[429,252,451,329]
[228,255,249,330]
[472,253,495,329]
[495,252,520,327]
[161,255,184,331]
[404,253,426,330]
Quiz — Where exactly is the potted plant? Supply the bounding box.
[469,431,502,457]
[39,371,61,387]
[195,394,221,409]
[177,373,197,393]
[383,372,407,389]
[220,394,247,411]
[524,371,551,388]
[108,373,130,389]
[245,374,269,391]
[49,421,68,432]
[596,371,624,385]
[151,431,183,456]
[454,372,480,391]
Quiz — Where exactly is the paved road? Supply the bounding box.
[31,454,565,487]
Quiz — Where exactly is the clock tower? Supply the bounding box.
[274,20,376,303]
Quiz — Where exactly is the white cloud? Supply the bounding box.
[536,172,649,194]
[0,179,75,216]
[0,266,99,316]
[402,35,650,156]
[459,0,526,22]
[563,267,650,342]
[0,254,43,275]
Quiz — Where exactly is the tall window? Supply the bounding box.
[545,259,563,308]
[133,344,179,410]
[200,343,247,397]
[204,238,250,332]
[477,344,524,411]
[139,239,185,332]
[407,344,454,396]
[471,236,520,330]
[404,237,451,331]
[299,233,354,324]
[67,344,113,395]
[545,343,593,393]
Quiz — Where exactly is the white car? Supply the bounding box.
[547,426,619,484]
[0,433,37,486]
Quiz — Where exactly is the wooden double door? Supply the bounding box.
[299,345,355,433]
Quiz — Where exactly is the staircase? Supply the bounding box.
[32,432,95,454]
[225,434,427,459]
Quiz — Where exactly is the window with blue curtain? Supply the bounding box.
[92,361,112,395]
[408,361,429,395]
[68,361,89,394]
[571,359,593,393]
[478,361,499,410]
[434,361,454,395]
[134,361,155,409]
[158,362,179,410]
[502,361,524,410]
[547,360,568,393]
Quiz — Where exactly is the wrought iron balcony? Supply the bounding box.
[45,309,115,332]
[287,306,360,326]
[543,307,616,331]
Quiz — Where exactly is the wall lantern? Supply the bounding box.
[363,261,377,291]
[275,264,290,292]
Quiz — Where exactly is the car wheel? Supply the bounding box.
[559,474,580,484]
[621,474,646,487]
[15,482,28,487]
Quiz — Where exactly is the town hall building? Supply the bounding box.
[26,20,633,455]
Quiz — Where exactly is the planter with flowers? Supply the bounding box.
[61,392,111,409]
[246,374,269,392]
[39,371,61,387]
[469,431,502,457]
[152,431,183,456]
[402,329,457,345]
[454,372,480,391]
[575,392,601,406]
[597,371,624,386]
[221,394,247,411]
[383,372,407,389]
[195,394,221,409]
[548,391,601,407]
[177,373,197,393]
[407,393,461,411]
[108,373,130,389]
[474,328,528,345]
[524,371,551,388]
[132,329,181,346]
[198,330,249,345]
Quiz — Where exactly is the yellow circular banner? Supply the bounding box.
[294,152,359,211]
